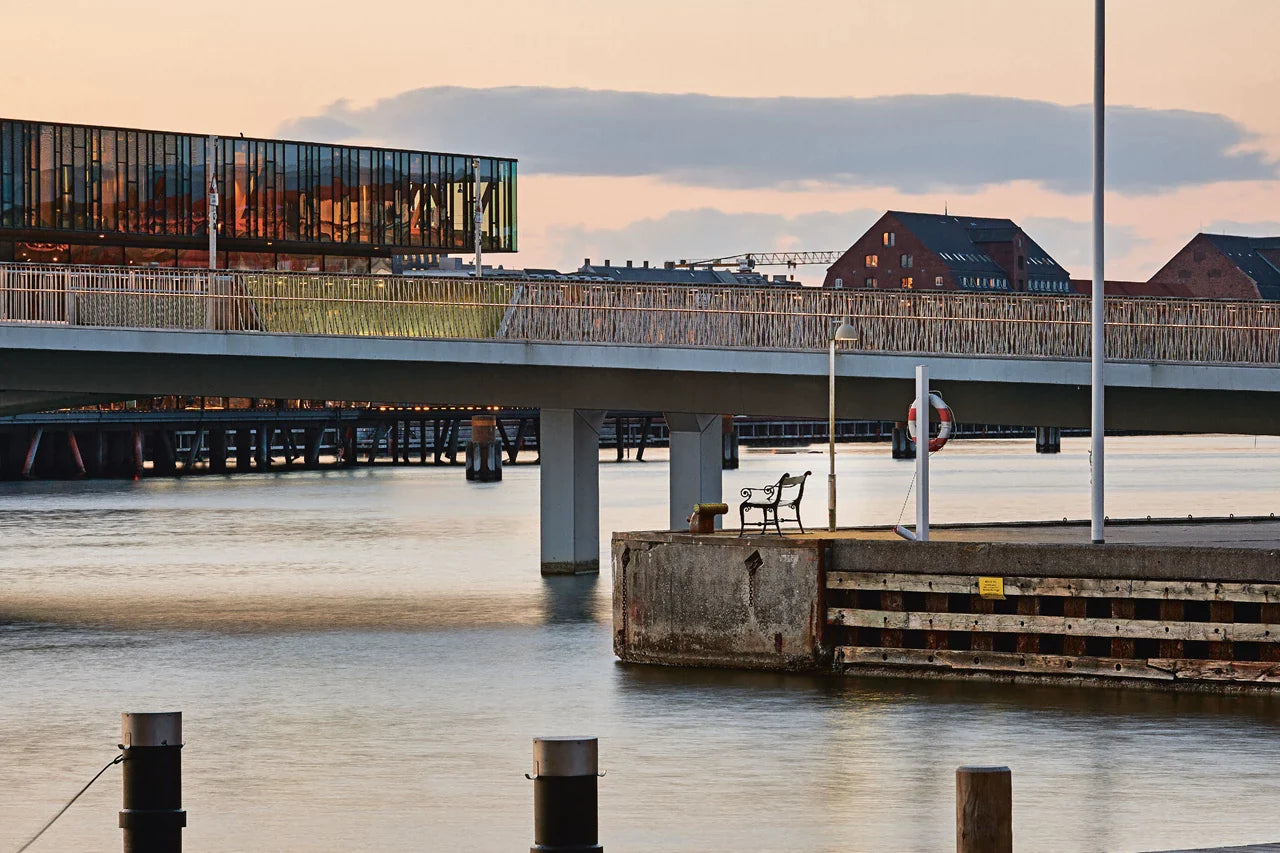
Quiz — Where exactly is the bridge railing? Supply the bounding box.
[1,263,1279,365]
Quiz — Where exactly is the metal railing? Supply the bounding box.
[2,263,1279,365]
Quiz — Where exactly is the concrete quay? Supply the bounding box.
[612,517,1280,690]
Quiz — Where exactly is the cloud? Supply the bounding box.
[1203,219,1280,238]
[1021,217,1149,278]
[280,86,1277,195]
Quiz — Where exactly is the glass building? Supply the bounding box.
[0,118,517,273]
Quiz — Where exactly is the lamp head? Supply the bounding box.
[834,318,858,342]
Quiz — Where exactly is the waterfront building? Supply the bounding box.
[0,117,517,273]
[823,211,1072,294]
[1147,232,1280,300]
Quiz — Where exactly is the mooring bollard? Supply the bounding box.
[120,712,186,853]
[529,736,602,852]
[956,765,1012,853]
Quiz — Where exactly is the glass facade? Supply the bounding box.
[0,118,516,268]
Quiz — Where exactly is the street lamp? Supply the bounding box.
[828,317,858,531]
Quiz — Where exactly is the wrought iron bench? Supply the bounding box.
[738,471,811,536]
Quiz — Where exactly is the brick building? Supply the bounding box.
[823,211,1071,294]
[1147,233,1280,300]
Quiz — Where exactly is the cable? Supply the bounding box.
[15,754,124,853]
[896,468,916,527]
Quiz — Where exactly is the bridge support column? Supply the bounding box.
[721,415,739,470]
[666,413,723,531]
[540,409,605,575]
[1035,426,1062,454]
[891,422,915,460]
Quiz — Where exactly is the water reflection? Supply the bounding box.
[540,574,604,625]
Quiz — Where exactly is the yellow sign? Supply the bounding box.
[978,577,1006,600]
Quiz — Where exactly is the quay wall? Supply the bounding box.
[613,525,1280,690]
[612,534,828,671]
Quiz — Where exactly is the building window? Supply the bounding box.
[1208,268,1223,279]
[882,232,895,247]
[1193,249,1206,262]
[900,276,913,289]
[834,277,843,288]
[865,277,877,288]
[934,275,944,287]
[900,254,913,268]
[1017,256,1025,270]
[865,254,878,267]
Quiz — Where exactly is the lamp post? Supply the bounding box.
[828,318,858,531]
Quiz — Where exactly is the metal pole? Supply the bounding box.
[1091,0,1106,544]
[119,712,185,853]
[956,765,1012,853]
[915,365,929,542]
[828,337,837,531]
[529,736,602,852]
[473,157,483,279]
[207,136,218,271]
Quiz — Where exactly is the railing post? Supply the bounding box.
[119,712,185,853]
[956,765,1012,853]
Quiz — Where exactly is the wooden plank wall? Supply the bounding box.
[826,572,1280,685]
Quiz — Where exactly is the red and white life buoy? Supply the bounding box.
[907,392,952,453]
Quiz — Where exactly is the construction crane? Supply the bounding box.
[669,251,841,272]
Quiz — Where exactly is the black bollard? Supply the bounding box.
[529,736,602,853]
[119,712,186,853]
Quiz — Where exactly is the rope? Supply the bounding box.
[14,754,124,853]
[896,471,916,525]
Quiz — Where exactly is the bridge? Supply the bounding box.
[2,263,1278,571]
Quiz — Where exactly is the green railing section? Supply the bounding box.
[232,273,513,338]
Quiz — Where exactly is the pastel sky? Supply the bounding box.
[3,0,1277,283]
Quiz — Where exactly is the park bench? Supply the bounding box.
[738,471,810,536]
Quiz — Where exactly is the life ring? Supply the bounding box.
[907,392,952,453]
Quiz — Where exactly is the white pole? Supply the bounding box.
[208,135,219,270]
[915,364,929,542]
[828,338,837,531]
[1091,0,1106,544]
[473,157,483,279]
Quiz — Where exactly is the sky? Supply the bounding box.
[3,0,1277,283]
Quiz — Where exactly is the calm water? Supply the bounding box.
[3,435,1280,852]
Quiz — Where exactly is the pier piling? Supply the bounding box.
[119,711,185,853]
[529,736,602,853]
[956,765,1012,853]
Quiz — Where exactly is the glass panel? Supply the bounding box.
[70,242,126,265]
[125,246,177,267]
[17,242,70,263]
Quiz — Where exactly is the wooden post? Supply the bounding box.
[1208,600,1234,661]
[209,430,228,474]
[1159,599,1185,658]
[1110,597,1135,658]
[1016,596,1040,654]
[925,592,950,650]
[1264,603,1280,662]
[635,416,652,462]
[21,427,43,478]
[132,427,145,480]
[970,595,995,652]
[67,430,87,477]
[956,765,1012,853]
[419,420,429,464]
[1063,597,1088,656]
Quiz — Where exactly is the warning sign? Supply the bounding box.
[978,577,1006,600]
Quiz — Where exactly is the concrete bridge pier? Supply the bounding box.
[540,409,605,575]
[666,413,724,531]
